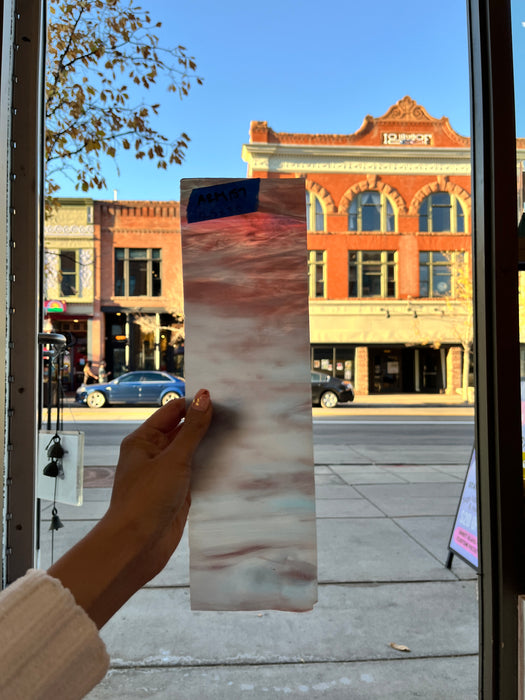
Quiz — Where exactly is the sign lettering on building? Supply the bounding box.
[382,133,432,146]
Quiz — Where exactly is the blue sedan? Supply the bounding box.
[76,370,185,408]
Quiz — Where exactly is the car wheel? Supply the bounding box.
[161,391,181,405]
[86,391,107,408]
[320,390,338,408]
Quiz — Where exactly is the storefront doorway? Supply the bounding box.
[418,348,445,393]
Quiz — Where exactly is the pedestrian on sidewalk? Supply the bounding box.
[0,389,213,700]
[98,360,110,384]
[83,360,98,385]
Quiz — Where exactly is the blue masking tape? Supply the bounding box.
[187,179,260,223]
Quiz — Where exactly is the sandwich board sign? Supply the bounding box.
[447,447,478,570]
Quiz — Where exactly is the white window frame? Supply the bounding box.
[348,191,396,232]
[348,250,397,298]
[308,250,327,298]
[306,190,326,232]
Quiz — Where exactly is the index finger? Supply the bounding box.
[164,389,213,464]
[137,397,187,435]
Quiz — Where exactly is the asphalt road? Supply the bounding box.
[65,415,475,465]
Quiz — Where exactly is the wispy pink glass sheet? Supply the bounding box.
[181,178,317,612]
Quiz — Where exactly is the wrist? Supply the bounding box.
[48,516,149,628]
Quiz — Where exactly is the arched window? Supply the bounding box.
[306,190,325,232]
[348,191,395,232]
[419,193,465,233]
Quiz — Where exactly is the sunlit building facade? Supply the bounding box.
[94,201,184,378]
[43,198,95,389]
[242,96,477,395]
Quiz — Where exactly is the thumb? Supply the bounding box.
[168,389,212,464]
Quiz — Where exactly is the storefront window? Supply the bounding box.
[311,346,355,381]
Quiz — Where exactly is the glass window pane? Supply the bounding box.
[419,251,429,263]
[115,249,125,260]
[456,203,465,232]
[362,191,379,205]
[386,200,395,231]
[362,203,380,231]
[432,205,451,232]
[315,199,324,231]
[419,198,428,231]
[119,373,138,383]
[60,251,76,273]
[114,258,124,296]
[130,248,147,259]
[61,277,76,296]
[129,260,148,295]
[433,252,448,263]
[420,279,429,296]
[386,251,395,262]
[152,249,161,259]
[315,267,324,297]
[432,192,450,205]
[348,265,357,296]
[362,266,381,296]
[362,251,381,262]
[387,265,396,297]
[348,251,358,263]
[433,269,451,296]
[306,192,311,228]
[152,261,161,296]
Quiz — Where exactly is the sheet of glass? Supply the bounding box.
[180,177,317,612]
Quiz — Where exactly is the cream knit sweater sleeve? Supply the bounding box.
[0,568,110,699]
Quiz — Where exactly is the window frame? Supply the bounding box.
[306,190,326,232]
[419,192,465,233]
[308,249,327,298]
[114,247,162,297]
[348,191,396,232]
[59,249,79,298]
[348,250,397,298]
[419,250,466,298]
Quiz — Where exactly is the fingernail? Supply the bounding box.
[192,389,210,412]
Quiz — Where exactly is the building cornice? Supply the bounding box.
[243,143,525,176]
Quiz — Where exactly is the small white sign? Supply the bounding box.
[37,430,85,506]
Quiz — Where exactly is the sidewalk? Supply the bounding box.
[39,401,478,699]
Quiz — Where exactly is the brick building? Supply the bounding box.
[242,96,502,395]
[94,201,184,378]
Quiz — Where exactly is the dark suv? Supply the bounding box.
[311,371,355,408]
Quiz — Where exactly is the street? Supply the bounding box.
[67,414,475,468]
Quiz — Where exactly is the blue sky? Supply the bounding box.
[51,0,524,201]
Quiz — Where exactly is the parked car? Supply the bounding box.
[311,371,354,408]
[76,370,185,408]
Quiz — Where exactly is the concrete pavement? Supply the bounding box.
[38,397,478,699]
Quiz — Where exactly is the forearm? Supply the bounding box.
[48,515,149,629]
